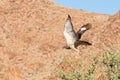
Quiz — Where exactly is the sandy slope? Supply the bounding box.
[0,0,120,80]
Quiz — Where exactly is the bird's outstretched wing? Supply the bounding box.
[77,23,92,39]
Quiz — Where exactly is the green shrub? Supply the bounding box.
[59,64,95,80]
[102,49,120,80]
[58,49,120,80]
[59,70,81,80]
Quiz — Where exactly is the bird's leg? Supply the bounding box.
[63,45,71,49]
[70,44,79,52]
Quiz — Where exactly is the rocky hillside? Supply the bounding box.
[0,0,120,80]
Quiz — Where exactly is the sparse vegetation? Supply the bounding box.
[102,49,120,80]
[58,49,120,80]
[59,70,81,80]
[59,59,95,80]
[59,64,95,80]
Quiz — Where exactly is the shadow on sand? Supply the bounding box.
[63,40,92,49]
[76,40,92,48]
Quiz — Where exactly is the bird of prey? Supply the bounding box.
[63,15,91,51]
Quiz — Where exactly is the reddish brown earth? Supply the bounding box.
[0,0,120,80]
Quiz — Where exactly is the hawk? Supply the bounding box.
[63,15,91,51]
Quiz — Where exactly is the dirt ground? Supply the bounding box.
[0,0,120,80]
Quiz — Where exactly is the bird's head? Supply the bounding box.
[67,14,71,21]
